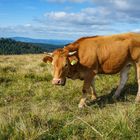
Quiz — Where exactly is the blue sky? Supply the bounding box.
[0,0,140,40]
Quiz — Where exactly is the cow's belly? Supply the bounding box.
[99,59,129,74]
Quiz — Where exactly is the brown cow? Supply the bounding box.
[43,32,140,108]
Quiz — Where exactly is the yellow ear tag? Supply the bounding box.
[71,60,77,65]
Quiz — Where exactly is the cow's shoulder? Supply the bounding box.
[75,36,99,43]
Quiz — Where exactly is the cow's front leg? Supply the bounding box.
[78,72,95,108]
[78,90,87,108]
[78,86,91,108]
[91,78,97,101]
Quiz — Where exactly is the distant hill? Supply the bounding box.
[0,38,47,54]
[0,38,49,55]
[33,43,63,52]
[12,37,72,45]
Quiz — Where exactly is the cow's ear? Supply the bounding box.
[43,56,53,63]
[68,56,78,66]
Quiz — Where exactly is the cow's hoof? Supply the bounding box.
[135,95,140,103]
[78,103,86,108]
[112,95,120,101]
[91,95,97,101]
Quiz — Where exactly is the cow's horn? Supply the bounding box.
[68,51,77,56]
[46,52,52,56]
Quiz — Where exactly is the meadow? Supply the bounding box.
[0,54,140,140]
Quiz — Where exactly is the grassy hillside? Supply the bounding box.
[0,54,140,140]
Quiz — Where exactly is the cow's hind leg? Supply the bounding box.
[135,62,140,102]
[113,64,130,99]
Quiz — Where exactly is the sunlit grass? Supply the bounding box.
[0,54,140,140]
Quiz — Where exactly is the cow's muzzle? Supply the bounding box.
[52,78,66,86]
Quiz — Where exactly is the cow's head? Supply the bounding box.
[43,49,78,86]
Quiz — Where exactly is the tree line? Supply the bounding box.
[0,38,62,55]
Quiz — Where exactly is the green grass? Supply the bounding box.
[0,54,140,140]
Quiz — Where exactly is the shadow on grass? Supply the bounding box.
[87,82,138,108]
[0,77,14,85]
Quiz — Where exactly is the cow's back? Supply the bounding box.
[77,33,140,74]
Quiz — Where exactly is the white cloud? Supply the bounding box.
[43,7,110,26]
[35,1,140,39]
[24,24,32,27]
[113,0,130,10]
[44,11,66,19]
[1,0,140,39]
[132,29,140,33]
[40,0,140,26]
